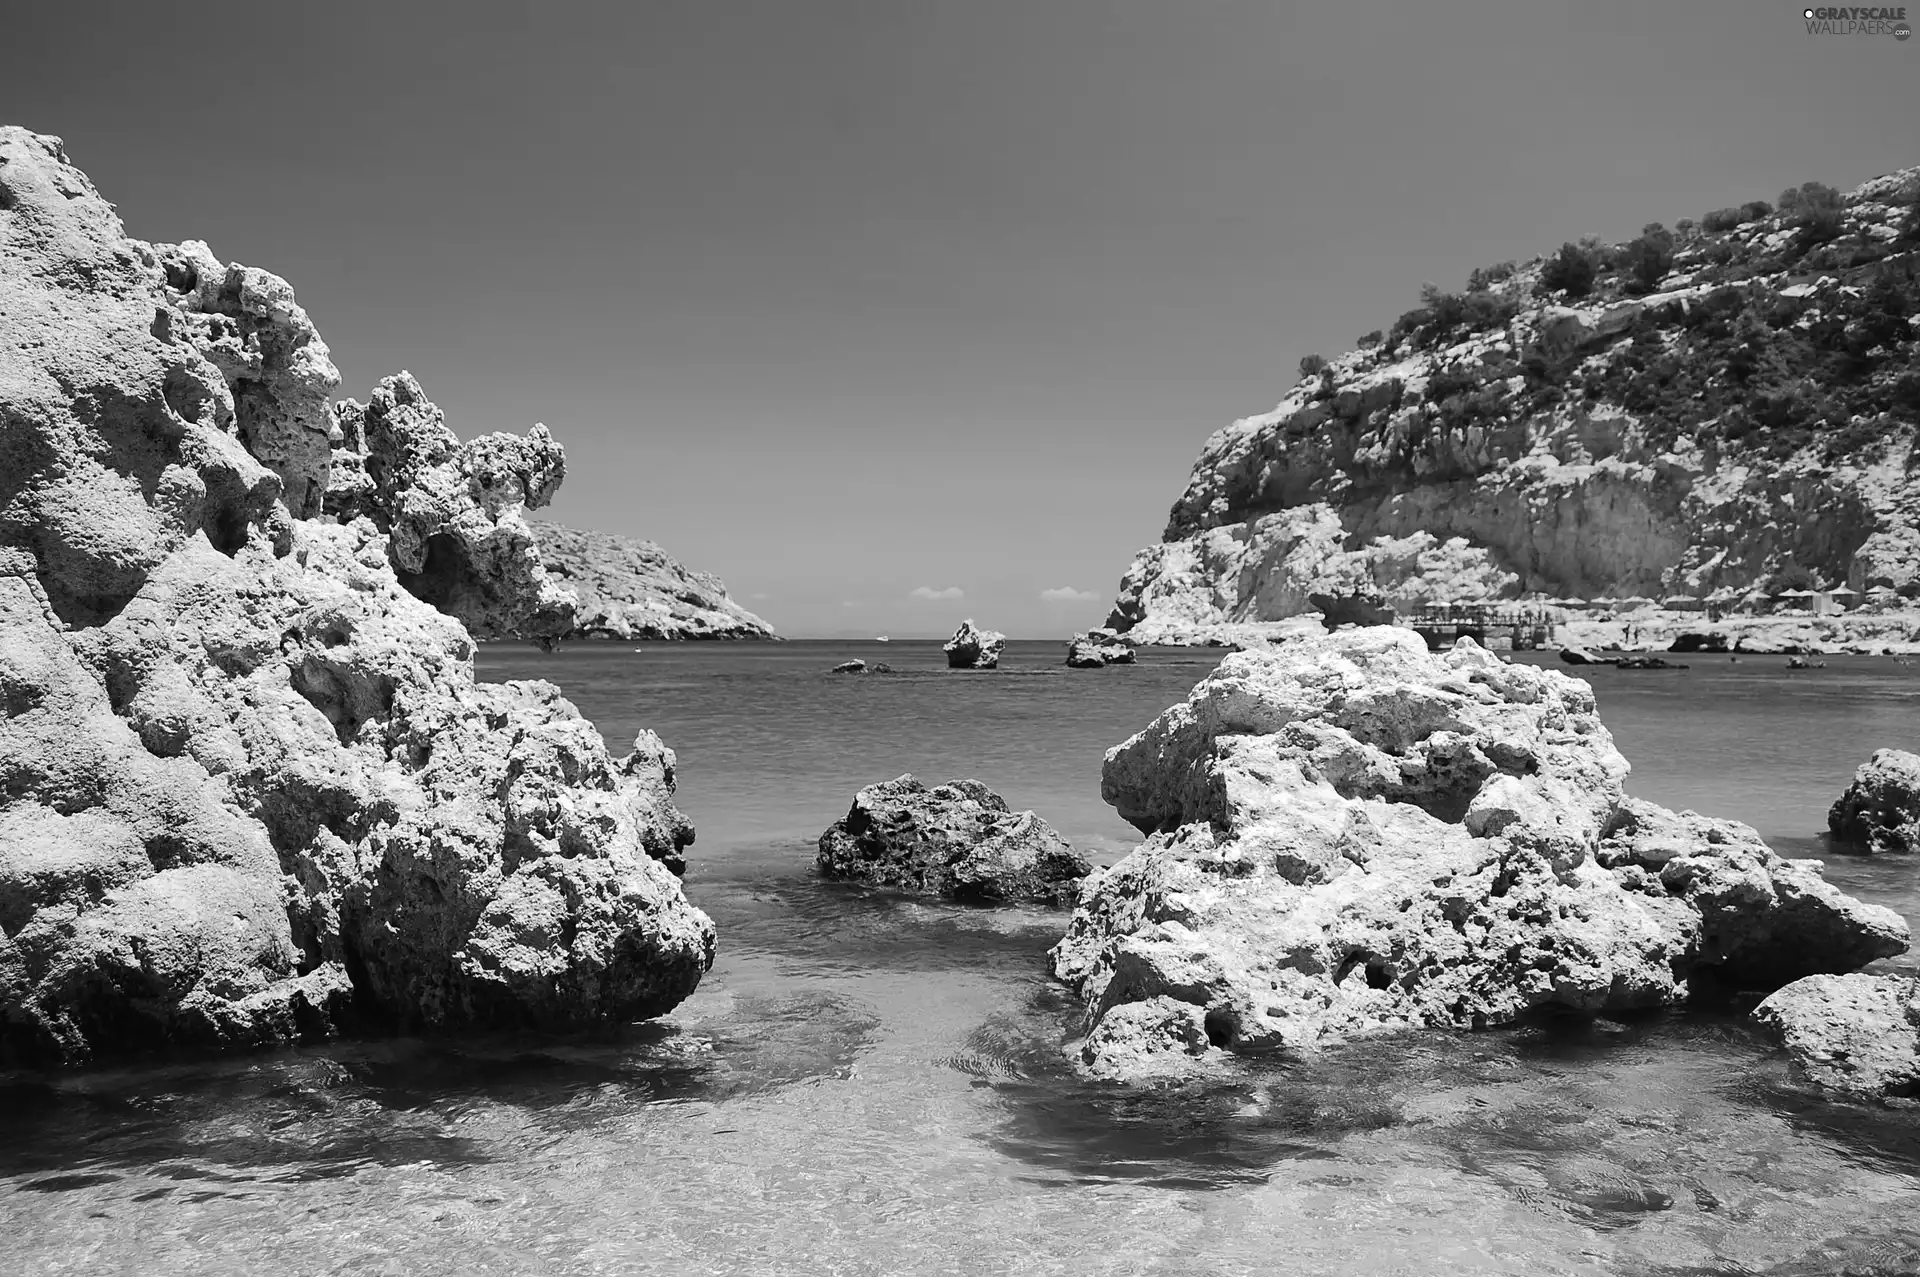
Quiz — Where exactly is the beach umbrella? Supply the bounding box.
[1828,585,1859,597]
[1777,588,1815,599]
[1662,594,1701,609]
[1562,597,1591,608]
[1620,595,1655,609]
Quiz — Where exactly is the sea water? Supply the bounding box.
[2,641,1916,1276]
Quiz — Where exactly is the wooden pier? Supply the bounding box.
[1399,606,1554,653]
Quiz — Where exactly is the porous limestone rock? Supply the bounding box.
[528,522,777,641]
[1066,628,1136,669]
[818,776,1091,905]
[1049,627,1908,1080]
[1753,973,1920,1099]
[0,126,714,1066]
[944,619,1006,669]
[1828,748,1920,853]
[325,374,575,640]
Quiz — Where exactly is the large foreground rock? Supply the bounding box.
[818,776,1091,905]
[0,127,714,1066]
[1753,973,1920,1099]
[1049,626,1909,1080]
[944,619,1006,669]
[528,523,777,641]
[1828,748,1920,853]
[1066,628,1136,669]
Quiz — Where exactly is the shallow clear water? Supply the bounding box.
[4,641,1918,1276]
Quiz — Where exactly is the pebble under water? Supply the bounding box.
[3,640,1917,1276]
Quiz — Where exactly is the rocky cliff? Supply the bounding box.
[529,523,776,641]
[0,128,714,1066]
[1109,170,1920,641]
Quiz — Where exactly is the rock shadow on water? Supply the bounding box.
[0,991,881,1191]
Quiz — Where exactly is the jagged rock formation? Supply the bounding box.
[0,127,714,1066]
[527,523,775,641]
[817,776,1090,905]
[1108,168,1920,642]
[1828,748,1920,852]
[1066,628,1136,668]
[944,619,1006,669]
[1048,627,1908,1080]
[325,373,575,639]
[1754,973,1920,1099]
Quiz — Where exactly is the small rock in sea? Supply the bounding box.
[1066,628,1137,668]
[1051,627,1908,1082]
[1828,748,1920,853]
[832,659,867,673]
[1786,655,1826,669]
[1752,973,1920,1099]
[1616,656,1687,670]
[944,619,1007,669]
[1559,645,1616,666]
[817,775,1091,905]
[870,661,893,673]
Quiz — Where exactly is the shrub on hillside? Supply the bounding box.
[1357,329,1383,349]
[1621,223,1675,294]
[1740,200,1774,223]
[1466,261,1516,292]
[1701,208,1744,233]
[1778,182,1842,215]
[1300,353,1328,380]
[1537,243,1598,298]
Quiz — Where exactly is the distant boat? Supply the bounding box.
[875,635,890,642]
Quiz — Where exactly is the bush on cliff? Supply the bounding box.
[1537,242,1598,298]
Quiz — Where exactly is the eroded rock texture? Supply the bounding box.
[0,127,713,1066]
[818,776,1091,905]
[944,619,1006,670]
[1066,629,1136,669]
[1828,748,1920,853]
[1049,627,1908,1080]
[529,522,776,641]
[1753,973,1920,1099]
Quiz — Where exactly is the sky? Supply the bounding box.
[6,1,1916,636]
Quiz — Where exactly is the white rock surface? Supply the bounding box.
[1049,627,1909,1080]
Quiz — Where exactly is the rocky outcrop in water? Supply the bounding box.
[1106,169,1920,643]
[527,523,776,641]
[1753,973,1920,1099]
[1828,748,1920,853]
[817,776,1090,905]
[1066,629,1136,669]
[944,619,1006,669]
[0,127,715,1066]
[1048,627,1908,1080]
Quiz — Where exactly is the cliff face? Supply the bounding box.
[1109,169,1920,641]
[530,523,777,640]
[0,128,713,1066]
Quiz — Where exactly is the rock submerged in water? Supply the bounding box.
[817,776,1091,905]
[0,127,715,1066]
[1066,629,1136,669]
[1752,973,1920,1100]
[944,619,1006,669]
[1828,749,1920,853]
[1048,627,1909,1081]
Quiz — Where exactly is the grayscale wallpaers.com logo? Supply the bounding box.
[1804,6,1911,37]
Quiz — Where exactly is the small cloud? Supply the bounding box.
[841,600,863,609]
[909,586,965,601]
[1040,586,1099,603]
[749,592,770,600]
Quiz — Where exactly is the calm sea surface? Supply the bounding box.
[4,640,1918,1276]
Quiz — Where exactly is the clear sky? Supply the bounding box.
[6,2,1915,636]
